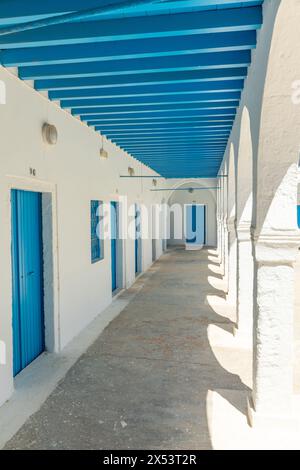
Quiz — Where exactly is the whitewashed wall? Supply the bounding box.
[0,66,169,407]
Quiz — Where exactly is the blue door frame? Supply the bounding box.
[110,201,118,292]
[185,204,206,245]
[11,189,45,377]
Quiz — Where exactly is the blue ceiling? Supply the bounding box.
[0,0,263,178]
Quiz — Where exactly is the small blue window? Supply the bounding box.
[91,200,104,263]
[297,205,300,228]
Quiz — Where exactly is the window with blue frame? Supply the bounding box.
[91,200,104,263]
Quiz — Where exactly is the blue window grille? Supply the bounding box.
[91,200,104,263]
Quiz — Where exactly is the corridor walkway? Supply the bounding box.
[5,248,250,450]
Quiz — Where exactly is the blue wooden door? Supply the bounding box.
[135,204,141,274]
[297,205,300,228]
[110,201,118,292]
[11,190,44,376]
[185,204,206,245]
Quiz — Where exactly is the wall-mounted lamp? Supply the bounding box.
[152,179,157,187]
[42,123,58,145]
[188,188,194,194]
[100,136,108,159]
[128,166,135,176]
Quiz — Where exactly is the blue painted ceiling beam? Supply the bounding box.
[117,136,228,141]
[0,7,262,49]
[88,119,234,128]
[112,142,228,149]
[25,65,250,87]
[104,131,231,138]
[106,127,231,134]
[95,124,232,132]
[125,145,227,149]
[131,153,224,156]
[60,91,241,109]
[0,1,121,25]
[72,101,239,116]
[121,147,226,152]
[112,139,228,145]
[19,50,251,80]
[113,139,229,145]
[143,168,221,173]
[86,114,234,126]
[68,98,240,112]
[34,68,248,91]
[136,163,223,167]
[140,167,221,172]
[124,142,226,148]
[91,118,235,127]
[126,151,226,156]
[81,114,235,126]
[80,109,236,121]
[136,163,222,168]
[127,153,225,158]
[87,114,234,123]
[0,1,262,26]
[48,79,244,98]
[0,31,256,67]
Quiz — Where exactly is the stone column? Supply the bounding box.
[217,178,224,262]
[217,184,222,259]
[235,223,253,346]
[248,232,299,427]
[217,214,222,259]
[226,219,237,305]
[222,218,229,286]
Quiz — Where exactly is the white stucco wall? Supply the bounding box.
[0,66,171,407]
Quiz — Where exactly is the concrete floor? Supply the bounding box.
[4,247,251,450]
[4,247,300,450]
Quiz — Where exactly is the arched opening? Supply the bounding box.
[235,107,254,344]
[167,180,217,248]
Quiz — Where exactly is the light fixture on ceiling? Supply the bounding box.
[100,135,108,159]
[42,123,58,145]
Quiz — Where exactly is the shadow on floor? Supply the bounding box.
[5,247,250,450]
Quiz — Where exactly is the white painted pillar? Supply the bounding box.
[217,178,224,261]
[248,167,300,427]
[217,183,222,258]
[248,233,299,426]
[227,219,237,306]
[221,177,229,281]
[235,223,253,345]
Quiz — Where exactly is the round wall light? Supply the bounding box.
[42,123,58,145]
